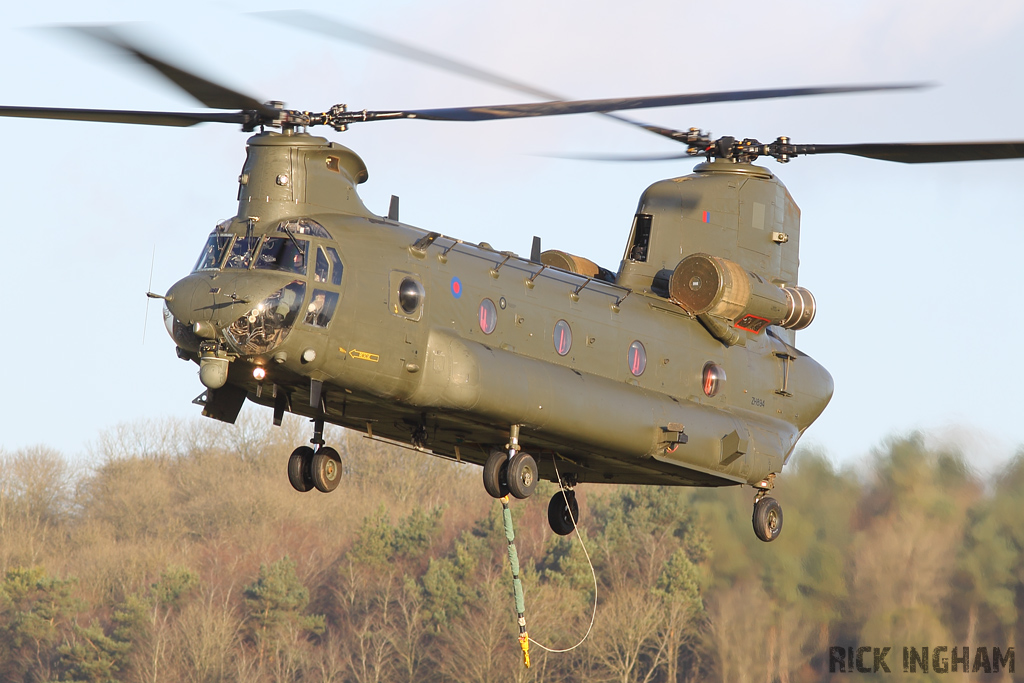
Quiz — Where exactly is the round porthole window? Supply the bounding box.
[553,320,572,356]
[398,278,423,314]
[628,341,646,376]
[479,299,497,334]
[702,362,726,397]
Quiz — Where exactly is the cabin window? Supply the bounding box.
[256,237,309,275]
[479,299,497,334]
[628,340,647,376]
[553,320,572,356]
[628,213,653,262]
[390,272,424,321]
[304,289,340,328]
[325,247,343,286]
[702,362,726,397]
[193,233,233,271]
[399,278,424,315]
[314,247,330,283]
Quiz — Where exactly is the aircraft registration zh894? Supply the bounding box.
[7,19,1024,542]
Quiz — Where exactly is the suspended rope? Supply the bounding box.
[499,495,531,666]
[499,456,599,668]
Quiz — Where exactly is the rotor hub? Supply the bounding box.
[673,129,804,164]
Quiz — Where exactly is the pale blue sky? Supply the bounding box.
[2,0,1023,470]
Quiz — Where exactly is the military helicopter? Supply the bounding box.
[6,21,1024,543]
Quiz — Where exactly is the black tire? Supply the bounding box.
[548,490,579,536]
[507,452,538,500]
[288,446,315,492]
[311,447,343,493]
[752,496,783,542]
[482,448,509,498]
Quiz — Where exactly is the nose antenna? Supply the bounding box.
[143,245,156,344]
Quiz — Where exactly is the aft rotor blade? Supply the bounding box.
[371,84,926,122]
[65,25,277,117]
[0,105,247,127]
[797,141,1024,163]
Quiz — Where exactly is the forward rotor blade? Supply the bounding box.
[259,12,925,142]
[255,10,564,102]
[256,10,676,138]
[374,84,926,123]
[797,141,1024,163]
[65,25,276,116]
[545,151,699,162]
[0,105,247,127]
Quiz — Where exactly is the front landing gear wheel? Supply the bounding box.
[752,496,783,542]
[506,452,538,499]
[548,490,579,536]
[311,446,342,493]
[483,449,509,498]
[288,446,315,493]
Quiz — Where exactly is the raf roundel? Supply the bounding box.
[450,276,462,299]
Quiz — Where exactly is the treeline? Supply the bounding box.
[0,411,1021,682]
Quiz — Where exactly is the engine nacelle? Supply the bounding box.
[669,253,815,333]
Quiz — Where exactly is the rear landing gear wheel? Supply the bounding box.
[548,490,579,536]
[311,446,342,493]
[752,496,783,542]
[288,446,315,493]
[507,452,538,499]
[483,449,510,498]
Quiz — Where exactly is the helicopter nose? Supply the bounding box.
[164,272,298,347]
[165,273,218,326]
[165,272,259,329]
[162,275,222,351]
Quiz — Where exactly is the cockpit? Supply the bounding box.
[183,217,345,357]
[192,217,340,277]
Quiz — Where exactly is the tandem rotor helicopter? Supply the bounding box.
[7,16,1024,543]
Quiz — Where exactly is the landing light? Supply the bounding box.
[253,366,267,381]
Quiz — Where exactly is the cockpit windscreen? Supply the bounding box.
[193,233,233,271]
[225,237,261,270]
[256,237,309,275]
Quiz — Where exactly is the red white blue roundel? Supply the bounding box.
[450,276,462,299]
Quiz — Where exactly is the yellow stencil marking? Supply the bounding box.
[350,349,380,363]
[338,346,348,354]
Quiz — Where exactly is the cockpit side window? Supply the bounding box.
[325,247,343,286]
[225,237,260,269]
[193,233,233,271]
[255,237,309,275]
[628,213,653,262]
[314,247,330,283]
[303,289,340,328]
